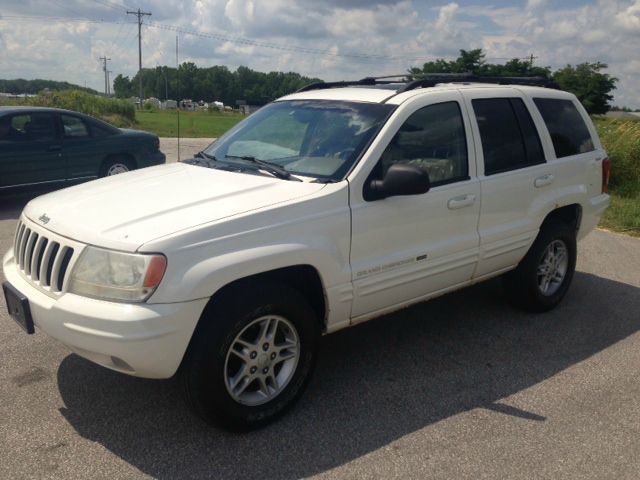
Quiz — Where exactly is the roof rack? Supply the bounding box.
[296,73,558,94]
[397,74,559,93]
[296,74,408,93]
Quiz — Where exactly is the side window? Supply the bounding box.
[472,98,544,175]
[90,122,115,137]
[61,115,89,138]
[377,101,468,186]
[22,114,57,141]
[0,115,27,142]
[533,98,594,157]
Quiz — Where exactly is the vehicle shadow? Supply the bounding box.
[57,272,640,479]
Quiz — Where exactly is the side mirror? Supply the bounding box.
[366,163,430,201]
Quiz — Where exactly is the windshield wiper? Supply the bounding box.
[184,151,218,168]
[224,154,302,181]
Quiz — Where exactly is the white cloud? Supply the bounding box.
[0,0,639,107]
[614,0,640,32]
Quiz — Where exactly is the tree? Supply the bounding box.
[409,49,616,113]
[112,74,133,98]
[552,62,617,114]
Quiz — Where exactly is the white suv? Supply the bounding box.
[2,76,611,430]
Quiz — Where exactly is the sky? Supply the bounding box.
[0,0,639,108]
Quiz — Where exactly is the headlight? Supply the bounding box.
[68,246,167,302]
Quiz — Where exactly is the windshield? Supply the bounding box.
[203,100,395,181]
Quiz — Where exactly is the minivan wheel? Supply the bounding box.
[180,282,319,431]
[503,218,577,312]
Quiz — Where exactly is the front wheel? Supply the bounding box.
[180,282,319,430]
[503,218,577,312]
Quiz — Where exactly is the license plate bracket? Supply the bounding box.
[2,282,35,334]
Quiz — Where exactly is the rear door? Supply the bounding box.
[462,89,552,278]
[60,114,107,181]
[0,112,63,189]
[349,91,481,319]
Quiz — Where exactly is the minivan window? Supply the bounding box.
[533,98,594,158]
[473,98,545,175]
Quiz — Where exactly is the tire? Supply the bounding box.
[99,156,134,177]
[180,282,320,431]
[503,218,577,312]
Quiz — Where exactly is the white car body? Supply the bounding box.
[3,83,610,379]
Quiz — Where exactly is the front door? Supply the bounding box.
[0,112,63,189]
[349,92,481,320]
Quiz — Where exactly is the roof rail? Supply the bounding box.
[296,73,559,94]
[397,74,559,93]
[296,74,408,93]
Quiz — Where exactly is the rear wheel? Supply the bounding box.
[180,282,319,430]
[503,218,577,312]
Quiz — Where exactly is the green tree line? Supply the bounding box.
[113,64,321,106]
[0,78,97,95]
[409,49,617,114]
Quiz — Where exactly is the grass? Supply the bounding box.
[133,110,243,137]
[594,116,640,236]
[0,90,135,121]
[599,193,640,236]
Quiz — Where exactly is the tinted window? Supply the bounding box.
[90,122,115,137]
[4,113,56,142]
[376,101,468,185]
[62,115,89,138]
[0,115,23,141]
[533,98,594,157]
[473,98,544,175]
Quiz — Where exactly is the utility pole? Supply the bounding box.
[107,70,112,96]
[529,53,538,67]
[127,8,152,107]
[99,56,111,95]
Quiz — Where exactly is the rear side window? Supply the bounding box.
[472,98,545,175]
[90,122,115,137]
[61,115,89,138]
[533,98,594,157]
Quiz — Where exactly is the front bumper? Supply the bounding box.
[142,150,167,168]
[3,248,208,379]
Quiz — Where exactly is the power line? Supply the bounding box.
[127,8,152,107]
[90,0,133,13]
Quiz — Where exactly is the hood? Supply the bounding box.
[24,163,326,251]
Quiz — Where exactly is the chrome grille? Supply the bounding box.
[13,219,77,294]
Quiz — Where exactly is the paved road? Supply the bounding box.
[159,137,214,163]
[1,190,639,479]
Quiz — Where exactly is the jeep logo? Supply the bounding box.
[38,214,50,224]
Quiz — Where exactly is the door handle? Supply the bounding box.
[534,174,554,188]
[46,145,62,152]
[447,194,476,210]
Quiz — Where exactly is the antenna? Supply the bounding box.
[176,35,180,162]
